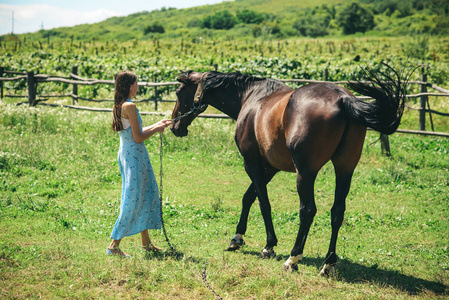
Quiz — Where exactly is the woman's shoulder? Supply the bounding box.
[122,100,136,108]
[122,101,136,111]
[121,101,137,119]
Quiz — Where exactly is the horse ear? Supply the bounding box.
[177,70,193,83]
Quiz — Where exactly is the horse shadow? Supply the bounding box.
[240,250,448,296]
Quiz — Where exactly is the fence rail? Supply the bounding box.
[1,65,449,143]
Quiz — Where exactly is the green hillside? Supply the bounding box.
[4,0,448,43]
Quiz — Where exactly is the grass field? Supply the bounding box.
[0,98,448,299]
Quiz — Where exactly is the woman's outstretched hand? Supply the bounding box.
[154,119,173,133]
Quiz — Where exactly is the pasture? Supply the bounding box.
[0,100,448,299]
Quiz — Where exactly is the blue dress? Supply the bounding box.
[110,100,162,240]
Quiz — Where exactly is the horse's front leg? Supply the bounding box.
[226,183,256,251]
[227,166,278,253]
[257,182,277,259]
[246,161,278,258]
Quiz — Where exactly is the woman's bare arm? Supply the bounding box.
[122,102,172,143]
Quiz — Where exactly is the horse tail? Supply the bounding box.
[341,62,412,135]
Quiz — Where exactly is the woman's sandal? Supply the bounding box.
[106,246,131,258]
[142,242,162,252]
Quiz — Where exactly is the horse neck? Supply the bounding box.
[240,78,287,105]
[206,77,283,120]
[211,94,242,120]
[207,90,242,121]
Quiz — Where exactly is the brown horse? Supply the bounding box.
[170,64,408,275]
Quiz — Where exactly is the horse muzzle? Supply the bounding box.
[170,122,189,137]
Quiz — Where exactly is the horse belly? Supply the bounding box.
[262,138,295,172]
[255,97,295,172]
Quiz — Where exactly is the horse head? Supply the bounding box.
[171,71,208,137]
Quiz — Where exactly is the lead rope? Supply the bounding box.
[158,132,178,255]
[203,265,223,300]
[158,132,222,300]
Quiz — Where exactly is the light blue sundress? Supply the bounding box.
[110,100,162,240]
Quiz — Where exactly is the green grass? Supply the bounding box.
[0,102,448,299]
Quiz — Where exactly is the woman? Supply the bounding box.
[108,70,173,257]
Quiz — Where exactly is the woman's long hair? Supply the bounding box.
[112,71,137,132]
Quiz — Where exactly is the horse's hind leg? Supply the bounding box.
[283,168,318,271]
[320,124,365,276]
[320,171,353,277]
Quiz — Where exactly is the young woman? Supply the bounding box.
[108,70,173,257]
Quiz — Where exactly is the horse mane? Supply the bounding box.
[202,71,286,98]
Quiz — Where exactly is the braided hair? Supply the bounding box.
[112,71,137,132]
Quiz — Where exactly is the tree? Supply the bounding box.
[201,10,237,30]
[187,18,201,28]
[337,2,375,34]
[236,9,265,24]
[143,22,165,34]
[293,5,333,37]
[374,0,412,17]
[293,16,329,37]
[201,16,213,29]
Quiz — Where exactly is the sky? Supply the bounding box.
[0,0,226,36]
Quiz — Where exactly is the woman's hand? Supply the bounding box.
[124,102,173,143]
[153,119,173,133]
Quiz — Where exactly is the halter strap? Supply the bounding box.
[193,73,209,105]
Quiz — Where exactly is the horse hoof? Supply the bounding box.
[259,247,276,259]
[319,264,335,277]
[283,262,298,272]
[282,255,302,272]
[225,237,245,251]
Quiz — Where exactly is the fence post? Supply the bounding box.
[380,134,391,157]
[0,66,4,99]
[27,71,36,106]
[154,74,158,110]
[419,67,427,131]
[72,66,78,105]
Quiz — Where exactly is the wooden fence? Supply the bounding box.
[1,65,449,155]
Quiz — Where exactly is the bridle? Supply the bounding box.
[194,72,208,105]
[172,72,209,123]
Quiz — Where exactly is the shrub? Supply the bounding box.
[292,5,334,37]
[374,0,412,17]
[236,9,265,24]
[201,10,237,30]
[337,2,375,34]
[187,18,201,28]
[293,15,330,37]
[252,23,281,38]
[143,22,165,34]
